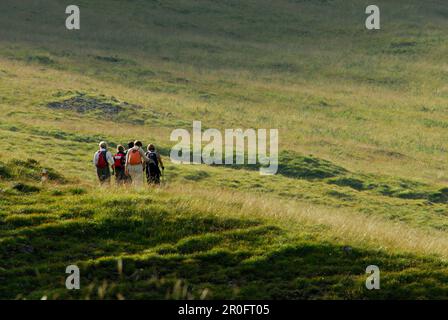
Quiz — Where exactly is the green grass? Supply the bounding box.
[1,0,448,299]
[2,179,448,299]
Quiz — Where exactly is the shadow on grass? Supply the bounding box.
[3,210,448,299]
[0,212,261,269]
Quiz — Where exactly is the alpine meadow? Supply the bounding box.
[2,0,448,300]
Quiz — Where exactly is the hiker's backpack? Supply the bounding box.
[128,149,142,165]
[146,151,160,174]
[147,151,159,167]
[114,152,126,168]
[96,151,108,168]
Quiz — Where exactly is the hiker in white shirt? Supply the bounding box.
[93,141,114,184]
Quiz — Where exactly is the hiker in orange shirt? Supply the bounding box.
[125,140,149,187]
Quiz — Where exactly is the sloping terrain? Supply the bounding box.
[1,0,448,299]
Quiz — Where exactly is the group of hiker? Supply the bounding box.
[93,140,164,187]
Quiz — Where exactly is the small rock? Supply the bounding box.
[21,245,34,254]
[342,246,353,253]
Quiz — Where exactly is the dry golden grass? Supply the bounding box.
[160,182,448,260]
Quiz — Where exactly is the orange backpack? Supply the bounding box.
[128,149,142,165]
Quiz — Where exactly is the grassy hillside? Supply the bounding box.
[1,0,448,299]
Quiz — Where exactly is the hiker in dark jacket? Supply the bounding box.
[113,145,127,185]
[93,141,114,184]
[145,144,164,185]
